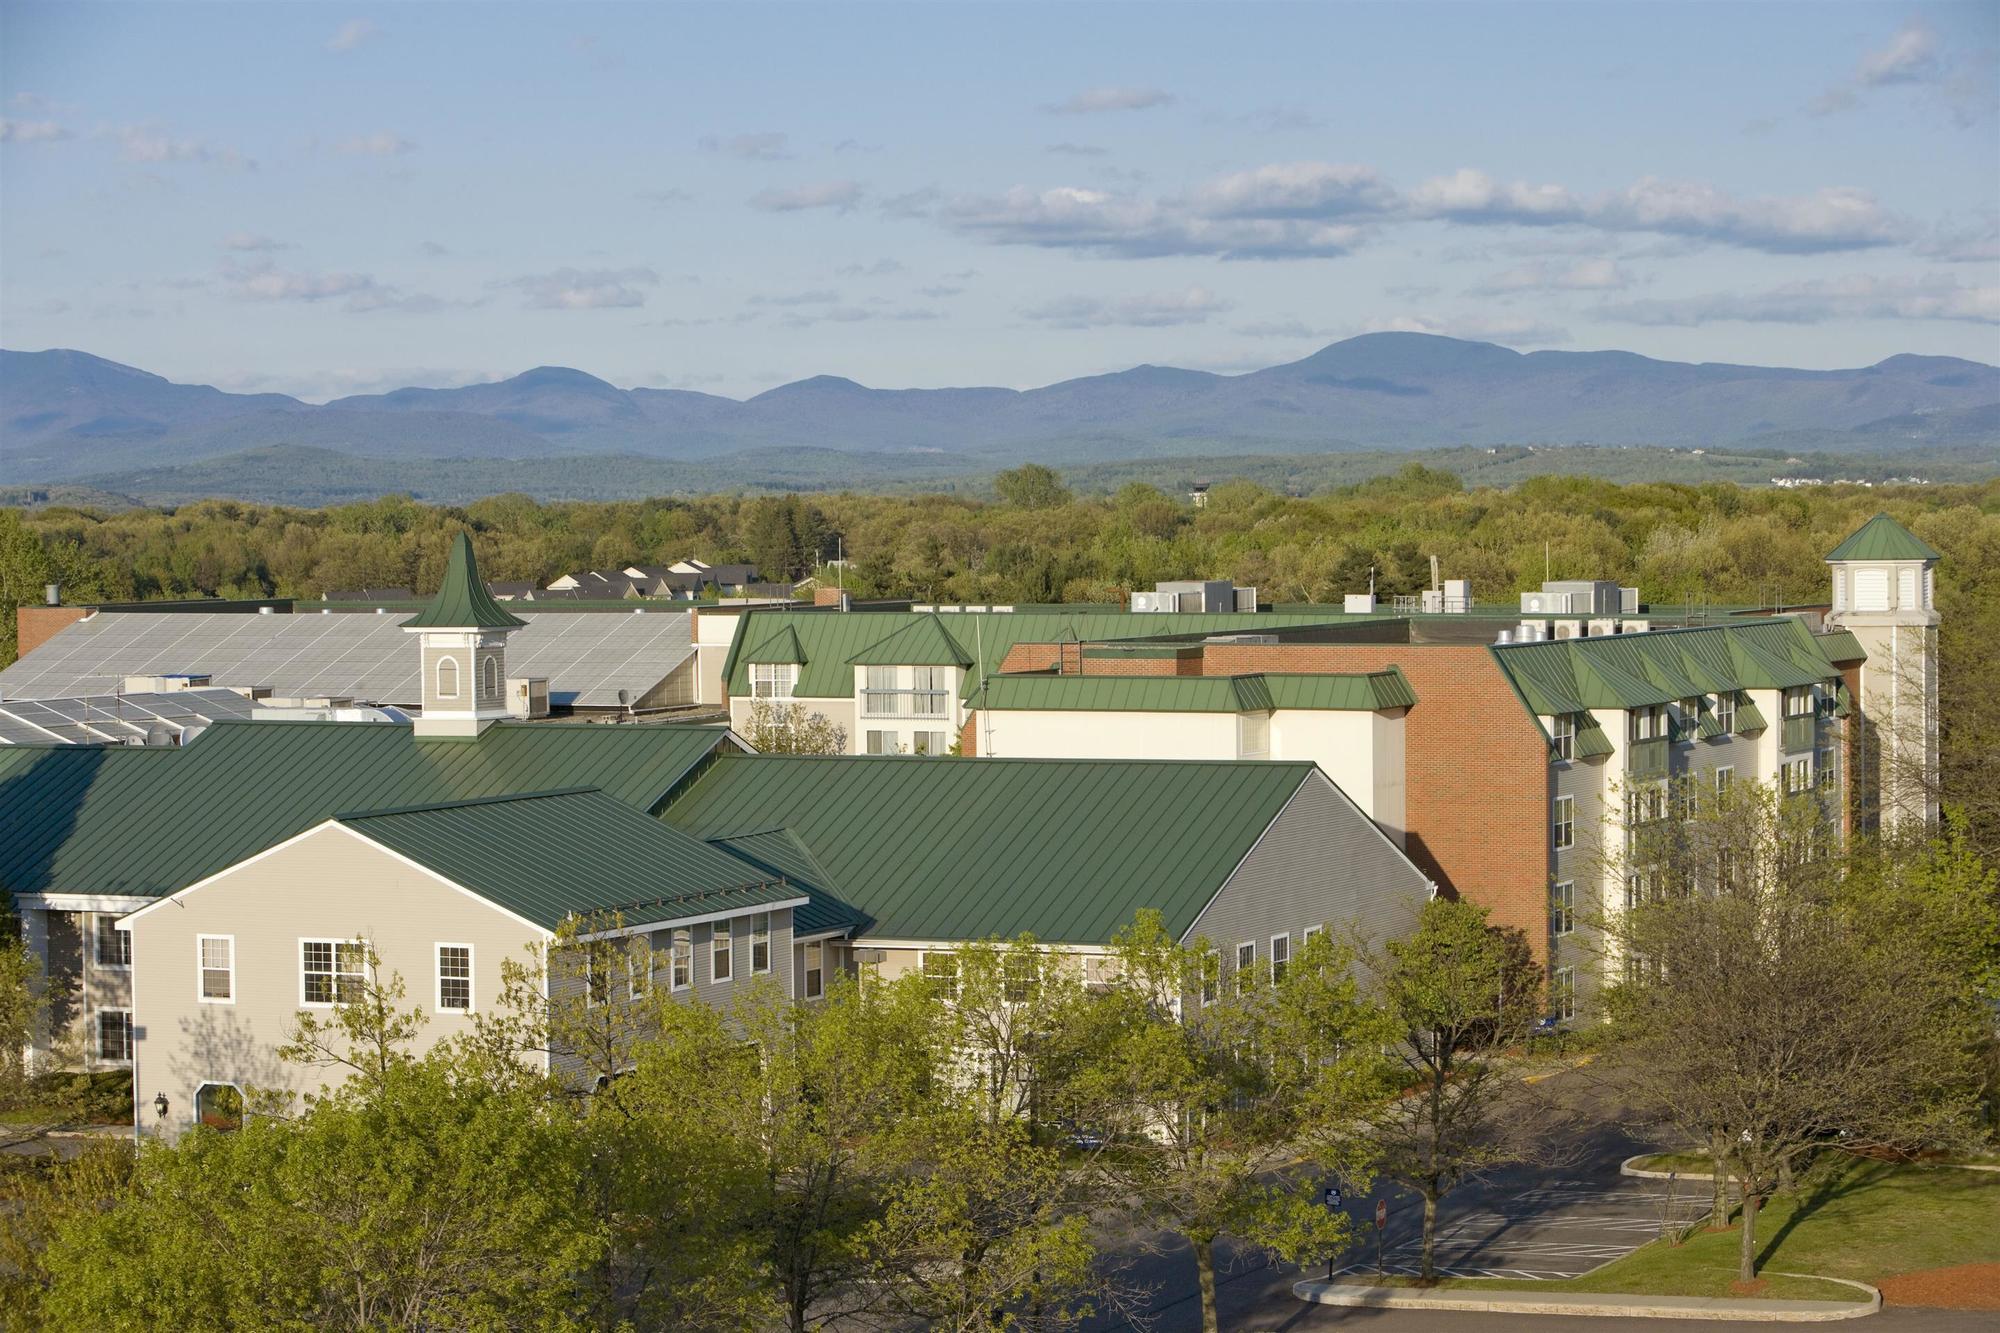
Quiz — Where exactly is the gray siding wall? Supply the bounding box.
[1188,770,1432,987]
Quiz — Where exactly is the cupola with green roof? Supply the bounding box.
[403,532,525,738]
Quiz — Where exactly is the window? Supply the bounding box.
[801,942,824,999]
[1552,795,1574,850]
[584,950,612,1007]
[1626,781,1667,825]
[1714,766,1734,802]
[1303,923,1323,947]
[865,730,894,755]
[435,655,460,699]
[1715,693,1736,734]
[670,929,692,991]
[95,915,130,969]
[1235,941,1256,993]
[1550,714,1575,762]
[198,935,234,1003]
[1677,698,1702,741]
[912,730,947,757]
[1003,953,1036,1003]
[628,935,653,1000]
[196,1082,244,1132]
[1817,746,1835,790]
[1269,934,1291,983]
[97,1009,132,1062]
[301,939,366,1006]
[1629,706,1663,741]
[1237,711,1270,759]
[1624,868,1658,910]
[1784,756,1811,795]
[750,912,771,973]
[751,662,797,699]
[866,664,896,693]
[1199,948,1220,1007]
[1552,967,1575,1022]
[1784,687,1813,719]
[1550,882,1574,937]
[437,944,472,1012]
[481,655,499,697]
[711,921,733,982]
[923,950,959,1000]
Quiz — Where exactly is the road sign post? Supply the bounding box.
[1322,1186,1342,1280]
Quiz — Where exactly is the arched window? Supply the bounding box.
[196,1082,243,1132]
[436,655,460,699]
[482,655,499,698]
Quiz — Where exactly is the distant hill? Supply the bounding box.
[4,336,1997,485]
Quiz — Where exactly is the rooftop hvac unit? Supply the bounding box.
[1344,593,1377,613]
[1496,629,1514,644]
[508,676,551,719]
[1555,620,1583,640]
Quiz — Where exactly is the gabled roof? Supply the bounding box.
[1493,620,1841,716]
[705,827,869,937]
[1827,513,1940,563]
[661,753,1317,944]
[0,720,739,899]
[971,669,1414,714]
[401,533,528,631]
[745,625,807,665]
[337,789,797,931]
[845,614,972,668]
[721,609,1371,701]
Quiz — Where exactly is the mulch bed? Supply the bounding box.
[1876,1264,2000,1311]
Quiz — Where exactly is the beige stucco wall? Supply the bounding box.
[978,709,1239,762]
[124,824,547,1138]
[1269,708,1405,844]
[728,696,859,751]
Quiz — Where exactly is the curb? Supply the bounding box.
[1291,1277,1881,1322]
[1622,1153,1719,1181]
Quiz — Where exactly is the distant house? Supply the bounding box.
[543,561,764,601]
[485,581,536,601]
[322,587,415,602]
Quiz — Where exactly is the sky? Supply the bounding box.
[1,0,1996,402]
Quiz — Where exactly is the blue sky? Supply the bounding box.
[2,0,1995,400]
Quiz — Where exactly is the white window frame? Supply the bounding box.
[1235,940,1256,992]
[197,934,235,1005]
[1550,882,1574,938]
[626,935,653,1000]
[670,928,692,992]
[800,941,824,1000]
[1550,714,1575,762]
[435,654,461,700]
[750,662,798,700]
[1552,795,1574,850]
[435,943,474,1014]
[750,912,772,974]
[922,949,959,1000]
[1303,923,1323,946]
[300,937,368,1008]
[94,914,131,970]
[1269,933,1291,983]
[1714,765,1734,800]
[711,920,733,982]
[1199,947,1219,1007]
[1715,693,1736,734]
[97,1008,133,1063]
[1552,967,1575,1022]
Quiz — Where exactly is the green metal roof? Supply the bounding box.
[400,532,528,631]
[1573,718,1615,759]
[1493,620,1841,717]
[0,720,739,899]
[720,609,1369,701]
[1826,513,1940,563]
[338,789,797,931]
[662,753,1316,945]
[744,624,807,665]
[972,670,1413,714]
[705,827,868,937]
[846,614,972,668]
[1815,629,1866,664]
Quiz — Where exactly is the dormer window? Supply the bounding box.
[481,656,499,697]
[436,655,460,699]
[751,663,798,699]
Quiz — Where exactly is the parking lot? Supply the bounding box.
[1339,1175,1717,1281]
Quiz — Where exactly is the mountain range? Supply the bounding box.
[4,335,1997,490]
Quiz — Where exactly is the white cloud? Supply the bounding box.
[1193,161,1395,220]
[1044,86,1176,115]
[1470,258,1631,294]
[1234,319,1330,339]
[0,118,72,143]
[1046,142,1107,157]
[1810,20,1988,125]
[221,258,441,312]
[945,185,1368,259]
[835,258,904,277]
[507,266,659,310]
[1021,285,1232,328]
[108,124,254,170]
[1599,274,2000,326]
[699,132,791,161]
[1857,20,1941,88]
[750,180,864,213]
[327,19,380,53]
[751,289,842,307]
[1362,313,1571,346]
[223,232,289,252]
[335,131,415,156]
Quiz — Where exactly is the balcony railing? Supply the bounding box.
[1627,737,1669,780]
[1782,713,1818,754]
[861,688,950,719]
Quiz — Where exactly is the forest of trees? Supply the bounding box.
[4,467,1997,851]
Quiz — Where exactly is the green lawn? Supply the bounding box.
[1354,1157,2000,1303]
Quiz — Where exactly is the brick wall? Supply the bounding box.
[958,714,979,757]
[814,587,846,607]
[16,605,89,660]
[996,643,1185,676]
